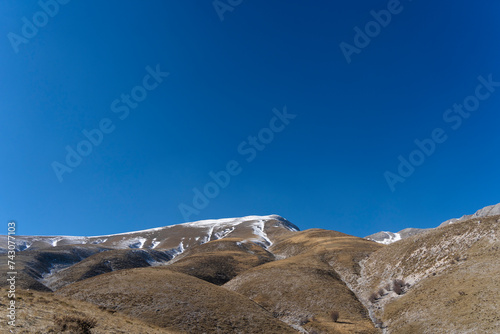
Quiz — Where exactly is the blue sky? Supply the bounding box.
[1,0,499,237]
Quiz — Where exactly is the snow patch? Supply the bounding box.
[181,215,286,229]
[150,238,161,249]
[123,237,148,249]
[213,227,235,240]
[91,238,107,245]
[168,240,186,259]
[16,240,32,251]
[371,232,402,245]
[250,220,272,247]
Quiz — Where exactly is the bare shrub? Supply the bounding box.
[369,292,378,303]
[330,311,339,322]
[54,315,97,334]
[393,279,405,295]
[378,288,385,296]
[384,283,391,291]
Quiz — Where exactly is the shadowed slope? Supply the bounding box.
[167,237,275,285]
[42,248,173,290]
[0,245,108,291]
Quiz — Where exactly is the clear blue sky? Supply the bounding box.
[1,0,499,237]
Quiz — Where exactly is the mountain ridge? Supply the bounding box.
[1,214,299,253]
[365,202,500,244]
[1,208,498,333]
[0,215,299,293]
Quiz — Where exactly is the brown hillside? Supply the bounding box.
[0,288,179,333]
[225,229,383,333]
[43,248,172,290]
[56,267,298,333]
[358,215,500,333]
[0,245,108,292]
[271,229,384,292]
[166,237,275,285]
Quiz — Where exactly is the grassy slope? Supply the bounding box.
[225,229,383,333]
[0,245,108,292]
[359,215,500,333]
[166,237,275,285]
[56,268,299,334]
[43,248,172,290]
[0,288,179,333]
[8,218,496,333]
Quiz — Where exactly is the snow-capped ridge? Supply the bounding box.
[4,214,299,255]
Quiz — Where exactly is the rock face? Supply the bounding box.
[366,202,500,244]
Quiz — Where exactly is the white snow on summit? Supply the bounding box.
[377,232,402,245]
[4,215,297,255]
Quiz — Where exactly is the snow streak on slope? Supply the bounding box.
[4,215,298,255]
[251,220,273,247]
[150,238,160,249]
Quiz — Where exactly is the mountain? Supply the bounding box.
[0,215,298,292]
[364,228,430,244]
[53,228,383,333]
[56,267,299,334]
[357,213,500,333]
[1,209,499,333]
[1,287,180,333]
[365,202,500,244]
[438,202,500,227]
[224,229,383,333]
[0,214,299,253]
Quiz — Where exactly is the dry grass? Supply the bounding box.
[358,215,500,333]
[5,215,495,333]
[224,229,382,333]
[0,288,178,333]
[44,248,172,290]
[53,315,97,334]
[166,238,274,285]
[0,245,108,292]
[56,267,298,333]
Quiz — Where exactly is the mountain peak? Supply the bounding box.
[179,214,297,230]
